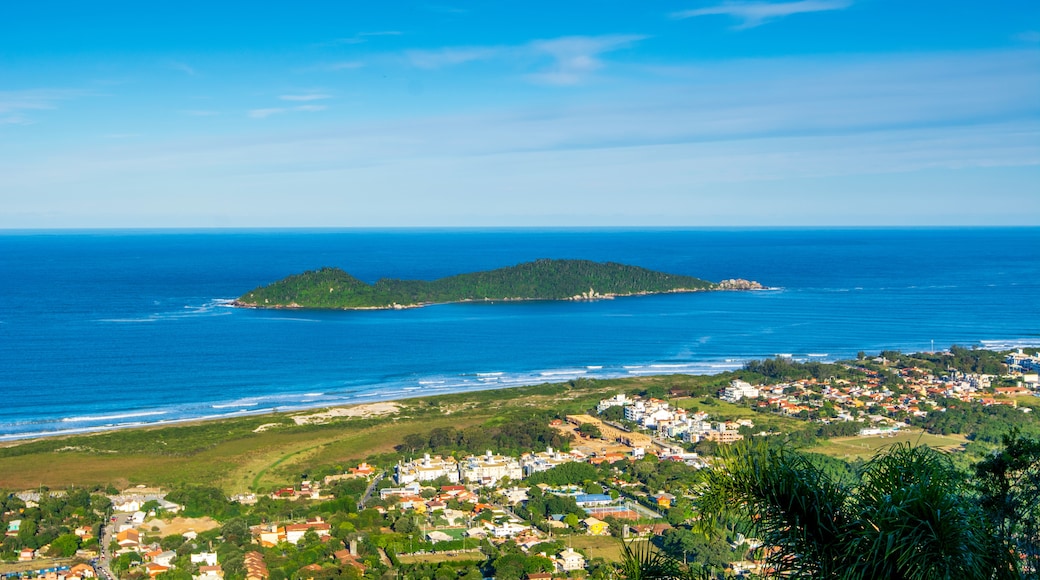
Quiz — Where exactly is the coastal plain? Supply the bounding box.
[0,376,718,491]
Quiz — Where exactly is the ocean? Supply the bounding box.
[1,228,1038,440]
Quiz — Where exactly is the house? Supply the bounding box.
[191,553,219,567]
[19,548,35,561]
[6,520,21,537]
[69,564,96,578]
[195,565,224,580]
[252,525,284,548]
[244,552,269,580]
[284,517,331,544]
[116,528,140,549]
[556,547,586,572]
[653,492,675,510]
[582,517,609,536]
[153,551,177,567]
[350,463,376,477]
[144,563,170,578]
[333,549,366,574]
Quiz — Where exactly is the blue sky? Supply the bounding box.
[2,1,1038,227]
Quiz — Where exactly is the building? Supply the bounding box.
[244,552,269,580]
[460,451,524,486]
[721,380,760,402]
[597,393,633,413]
[520,447,579,476]
[395,454,460,485]
[582,517,610,536]
[284,517,331,544]
[556,547,587,572]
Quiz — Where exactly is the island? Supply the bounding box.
[233,258,764,310]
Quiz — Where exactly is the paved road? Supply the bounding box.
[358,471,385,511]
[97,514,128,580]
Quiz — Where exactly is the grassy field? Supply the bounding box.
[395,552,484,565]
[0,377,681,493]
[810,430,968,460]
[567,535,626,561]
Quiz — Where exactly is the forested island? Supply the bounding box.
[234,259,763,310]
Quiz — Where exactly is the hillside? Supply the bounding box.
[233,259,749,309]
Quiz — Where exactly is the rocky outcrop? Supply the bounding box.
[717,278,765,290]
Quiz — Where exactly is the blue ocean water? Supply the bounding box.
[1,228,1038,440]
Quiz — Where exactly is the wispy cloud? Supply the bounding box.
[169,61,197,75]
[672,0,852,29]
[327,61,365,70]
[406,46,503,69]
[0,88,95,125]
[527,35,646,85]
[279,93,332,102]
[318,31,402,46]
[248,105,328,119]
[404,34,645,84]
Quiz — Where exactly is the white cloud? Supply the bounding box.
[672,0,852,29]
[527,35,646,85]
[404,34,645,84]
[405,46,504,69]
[0,88,94,124]
[318,31,402,46]
[248,108,285,119]
[248,105,328,118]
[169,61,197,75]
[6,49,1037,226]
[279,94,332,102]
[328,61,365,71]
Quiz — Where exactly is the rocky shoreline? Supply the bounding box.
[232,278,767,311]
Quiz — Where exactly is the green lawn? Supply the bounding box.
[567,535,626,562]
[810,430,967,460]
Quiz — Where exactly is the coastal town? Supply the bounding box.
[3,349,1039,579]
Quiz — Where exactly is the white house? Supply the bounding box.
[555,548,586,572]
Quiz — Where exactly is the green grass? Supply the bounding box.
[810,430,968,460]
[0,378,642,492]
[567,535,626,561]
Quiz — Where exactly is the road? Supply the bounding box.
[358,471,385,511]
[96,513,128,580]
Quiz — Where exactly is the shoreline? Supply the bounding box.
[3,338,1035,445]
[0,360,761,445]
[232,283,772,312]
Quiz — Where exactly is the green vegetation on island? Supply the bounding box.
[234,259,759,310]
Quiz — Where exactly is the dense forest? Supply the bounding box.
[235,259,721,309]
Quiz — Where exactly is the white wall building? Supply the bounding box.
[395,454,461,485]
[460,451,523,486]
[721,380,760,402]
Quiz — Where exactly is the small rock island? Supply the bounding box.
[233,259,764,310]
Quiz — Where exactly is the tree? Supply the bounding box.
[975,430,1040,577]
[697,440,1012,579]
[50,534,80,557]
